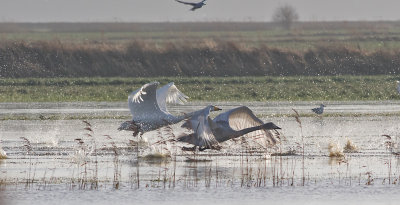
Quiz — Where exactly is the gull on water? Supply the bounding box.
[312,104,326,115]
[178,106,281,151]
[175,0,206,11]
[396,80,400,94]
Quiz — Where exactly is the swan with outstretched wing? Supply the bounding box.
[179,106,281,151]
[118,82,190,135]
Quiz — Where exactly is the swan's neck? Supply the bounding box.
[176,107,211,122]
[219,124,271,142]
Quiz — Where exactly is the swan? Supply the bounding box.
[178,106,281,151]
[118,82,190,135]
[175,0,206,11]
[118,82,219,136]
[311,104,326,114]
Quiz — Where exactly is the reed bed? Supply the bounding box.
[1,40,400,78]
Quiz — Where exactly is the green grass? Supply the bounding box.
[1,76,400,102]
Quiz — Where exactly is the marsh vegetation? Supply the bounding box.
[2,22,400,78]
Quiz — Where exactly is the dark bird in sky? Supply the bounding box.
[175,0,207,11]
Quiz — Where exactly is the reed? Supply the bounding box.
[2,40,400,78]
[292,109,305,186]
[20,137,35,188]
[105,135,121,189]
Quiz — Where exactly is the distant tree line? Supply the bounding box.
[1,41,400,78]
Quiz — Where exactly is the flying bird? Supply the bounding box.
[178,106,281,151]
[311,104,326,115]
[118,82,190,136]
[175,0,207,11]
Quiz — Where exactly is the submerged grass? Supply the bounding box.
[1,75,400,102]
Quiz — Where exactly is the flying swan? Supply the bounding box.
[118,82,191,136]
[178,105,282,151]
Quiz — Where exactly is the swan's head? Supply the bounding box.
[263,122,281,130]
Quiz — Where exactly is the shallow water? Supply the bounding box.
[1,101,400,205]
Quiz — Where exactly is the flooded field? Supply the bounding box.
[1,101,400,205]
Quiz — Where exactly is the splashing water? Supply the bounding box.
[328,141,344,158]
[344,139,358,153]
[0,145,7,159]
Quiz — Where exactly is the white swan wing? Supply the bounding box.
[156,82,189,113]
[128,82,166,120]
[197,115,219,147]
[214,106,279,147]
[181,105,208,130]
[181,106,218,147]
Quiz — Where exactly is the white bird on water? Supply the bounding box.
[311,104,326,115]
[175,0,207,11]
[178,106,281,151]
[396,80,400,94]
[118,82,190,136]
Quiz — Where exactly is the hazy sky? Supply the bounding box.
[1,0,399,22]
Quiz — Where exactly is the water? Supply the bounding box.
[1,101,400,205]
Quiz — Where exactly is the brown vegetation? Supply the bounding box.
[0,21,398,33]
[1,39,400,78]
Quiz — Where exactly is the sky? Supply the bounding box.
[0,0,399,22]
